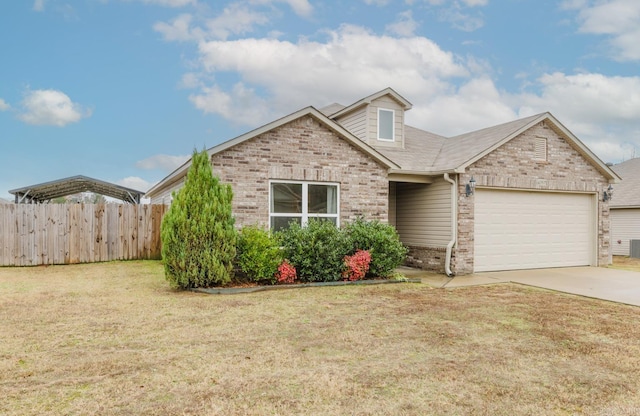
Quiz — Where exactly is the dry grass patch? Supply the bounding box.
[611,255,640,272]
[1,261,640,415]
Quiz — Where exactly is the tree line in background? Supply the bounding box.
[52,193,107,204]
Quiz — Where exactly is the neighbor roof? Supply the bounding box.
[611,158,640,208]
[9,175,144,204]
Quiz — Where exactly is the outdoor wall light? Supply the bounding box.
[603,184,614,202]
[465,176,476,197]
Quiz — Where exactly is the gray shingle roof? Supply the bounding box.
[430,113,544,172]
[375,126,447,172]
[611,158,640,208]
[318,103,345,116]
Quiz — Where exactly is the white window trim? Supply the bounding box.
[377,108,395,142]
[269,180,340,229]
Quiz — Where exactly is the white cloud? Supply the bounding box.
[408,77,518,136]
[411,0,487,5]
[283,0,313,17]
[155,4,271,42]
[560,0,588,10]
[117,176,153,192]
[179,72,203,88]
[571,0,640,61]
[363,0,391,5]
[461,0,488,6]
[438,6,484,32]
[153,1,637,164]
[154,14,199,41]
[33,0,47,12]
[192,25,468,124]
[406,0,486,31]
[205,4,270,40]
[250,0,313,17]
[516,72,640,124]
[190,83,271,124]
[386,10,419,37]
[514,72,640,162]
[18,89,91,127]
[138,0,196,7]
[136,154,191,172]
[0,98,10,111]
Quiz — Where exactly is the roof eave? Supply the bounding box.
[145,107,400,198]
[451,112,621,182]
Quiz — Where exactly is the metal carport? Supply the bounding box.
[9,175,144,204]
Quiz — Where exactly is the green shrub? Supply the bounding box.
[161,149,237,289]
[236,226,283,284]
[277,219,350,282]
[344,217,408,278]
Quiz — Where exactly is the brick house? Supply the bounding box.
[146,88,619,275]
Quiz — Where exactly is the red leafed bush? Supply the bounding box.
[343,250,371,281]
[276,260,297,284]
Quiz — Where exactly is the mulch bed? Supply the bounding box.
[192,278,422,295]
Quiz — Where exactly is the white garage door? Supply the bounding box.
[474,189,595,272]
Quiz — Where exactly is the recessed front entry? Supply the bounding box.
[474,189,595,272]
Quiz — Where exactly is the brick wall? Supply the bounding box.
[405,246,448,274]
[210,115,389,228]
[453,120,611,274]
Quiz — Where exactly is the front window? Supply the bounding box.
[270,181,339,231]
[378,108,395,141]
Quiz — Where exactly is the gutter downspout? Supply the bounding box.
[443,173,457,277]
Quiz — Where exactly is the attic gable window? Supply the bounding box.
[378,108,395,141]
[534,137,547,161]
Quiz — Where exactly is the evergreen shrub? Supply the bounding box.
[161,149,236,289]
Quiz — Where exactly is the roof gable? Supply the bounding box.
[432,112,620,181]
[329,87,412,119]
[146,106,399,198]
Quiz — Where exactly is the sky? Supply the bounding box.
[1,0,640,201]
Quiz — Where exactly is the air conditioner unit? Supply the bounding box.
[631,240,640,259]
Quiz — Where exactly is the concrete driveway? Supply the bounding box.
[412,267,640,307]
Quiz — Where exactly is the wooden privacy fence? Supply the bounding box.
[0,204,167,266]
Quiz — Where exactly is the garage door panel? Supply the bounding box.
[474,190,594,272]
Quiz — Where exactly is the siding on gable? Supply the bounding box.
[149,179,184,205]
[611,208,640,255]
[395,177,452,247]
[367,96,404,148]
[336,107,367,142]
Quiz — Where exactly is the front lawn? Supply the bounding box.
[1,261,639,415]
